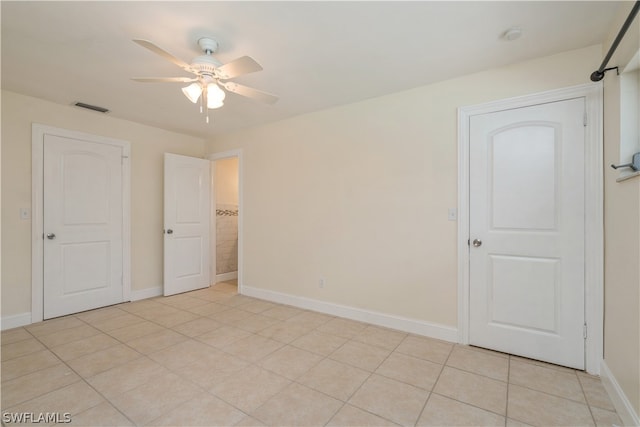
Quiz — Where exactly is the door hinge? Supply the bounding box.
[583,111,587,127]
[583,323,587,339]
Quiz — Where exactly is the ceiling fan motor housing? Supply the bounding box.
[191,56,222,75]
[192,38,223,76]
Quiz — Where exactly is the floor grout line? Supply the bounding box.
[413,342,454,426]
[5,328,138,426]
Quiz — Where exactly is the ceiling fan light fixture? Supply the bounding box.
[132,37,278,122]
[207,98,225,109]
[206,82,226,109]
[182,82,202,103]
[207,82,226,101]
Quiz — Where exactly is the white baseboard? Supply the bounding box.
[1,312,32,330]
[242,285,458,343]
[601,359,640,426]
[216,271,238,282]
[1,288,163,330]
[130,286,163,301]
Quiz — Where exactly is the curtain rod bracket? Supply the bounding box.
[611,152,640,171]
[590,67,619,82]
[590,1,639,82]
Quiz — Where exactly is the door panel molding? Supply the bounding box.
[457,83,603,374]
[32,124,131,323]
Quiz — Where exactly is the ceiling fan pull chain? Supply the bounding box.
[204,85,209,123]
[199,90,204,114]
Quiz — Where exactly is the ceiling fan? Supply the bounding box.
[132,37,278,122]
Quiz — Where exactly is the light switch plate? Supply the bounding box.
[448,208,457,221]
[20,208,30,220]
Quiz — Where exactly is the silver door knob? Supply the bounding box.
[46,233,56,240]
[472,239,482,247]
[166,229,173,234]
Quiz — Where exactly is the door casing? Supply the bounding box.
[457,83,603,374]
[32,124,131,323]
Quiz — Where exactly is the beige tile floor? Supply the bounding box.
[1,280,621,427]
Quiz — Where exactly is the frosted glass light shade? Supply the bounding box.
[182,83,202,103]
[207,98,224,109]
[206,83,226,109]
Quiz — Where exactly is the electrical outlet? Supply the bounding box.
[319,278,325,288]
[447,208,457,221]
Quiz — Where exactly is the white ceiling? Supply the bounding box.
[1,1,621,139]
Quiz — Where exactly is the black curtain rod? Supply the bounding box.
[590,0,640,82]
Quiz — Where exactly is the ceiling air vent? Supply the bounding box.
[74,102,109,113]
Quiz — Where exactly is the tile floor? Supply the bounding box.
[1,281,621,426]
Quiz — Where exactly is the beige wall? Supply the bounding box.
[1,90,206,317]
[215,157,239,206]
[602,2,640,417]
[208,45,601,328]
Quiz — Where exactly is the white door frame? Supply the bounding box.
[32,124,131,323]
[457,83,603,374]
[208,149,243,294]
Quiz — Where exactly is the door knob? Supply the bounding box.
[166,229,173,234]
[472,239,482,247]
[46,233,56,240]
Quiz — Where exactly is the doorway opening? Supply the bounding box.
[210,150,242,294]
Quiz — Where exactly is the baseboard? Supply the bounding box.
[242,285,458,343]
[600,359,640,426]
[2,288,162,330]
[130,286,163,301]
[1,312,32,330]
[216,271,238,282]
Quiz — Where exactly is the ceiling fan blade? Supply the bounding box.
[132,77,197,83]
[215,56,263,79]
[133,39,193,72]
[222,82,278,105]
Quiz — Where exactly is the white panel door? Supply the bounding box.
[44,135,124,319]
[469,98,585,369]
[164,153,210,296]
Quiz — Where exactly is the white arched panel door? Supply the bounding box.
[164,153,210,296]
[43,135,125,319]
[469,98,586,369]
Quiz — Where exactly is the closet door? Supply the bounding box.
[469,98,586,369]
